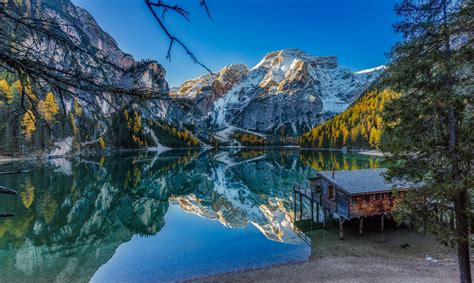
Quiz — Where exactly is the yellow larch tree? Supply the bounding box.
[38,92,59,121]
[20,180,35,209]
[132,111,142,133]
[11,80,22,95]
[21,110,36,140]
[369,127,381,149]
[98,136,106,149]
[73,98,82,116]
[0,79,13,103]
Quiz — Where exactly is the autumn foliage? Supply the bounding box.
[300,89,399,149]
[21,110,36,140]
[148,119,200,147]
[37,92,59,122]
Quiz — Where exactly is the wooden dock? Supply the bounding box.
[293,168,420,240]
[293,183,328,228]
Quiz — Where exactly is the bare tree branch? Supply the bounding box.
[145,0,213,74]
[0,186,17,195]
[0,213,15,218]
[200,0,213,20]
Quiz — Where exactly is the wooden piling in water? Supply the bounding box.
[293,190,297,220]
[339,218,345,240]
[316,202,320,223]
[359,218,364,235]
[322,209,326,229]
[299,193,303,221]
[381,214,385,232]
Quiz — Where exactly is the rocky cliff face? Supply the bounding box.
[170,64,248,116]
[0,0,169,157]
[17,0,169,93]
[170,49,385,145]
[1,0,385,155]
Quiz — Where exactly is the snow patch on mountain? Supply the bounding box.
[209,49,384,136]
[49,137,74,157]
[355,65,386,74]
[167,48,385,145]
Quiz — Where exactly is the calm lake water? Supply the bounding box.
[0,149,382,282]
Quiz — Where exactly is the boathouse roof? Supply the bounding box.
[314,168,417,195]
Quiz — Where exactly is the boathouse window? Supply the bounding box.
[328,185,336,200]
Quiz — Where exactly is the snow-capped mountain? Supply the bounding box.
[170,49,385,144]
[169,64,248,116]
[0,0,385,155]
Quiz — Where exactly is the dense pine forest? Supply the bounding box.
[299,89,399,149]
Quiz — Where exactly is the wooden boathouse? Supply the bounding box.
[294,168,417,239]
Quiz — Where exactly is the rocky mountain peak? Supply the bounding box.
[1,0,386,154]
[172,64,248,99]
[254,48,337,72]
[206,49,384,141]
[169,64,248,116]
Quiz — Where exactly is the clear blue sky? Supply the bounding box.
[72,0,401,87]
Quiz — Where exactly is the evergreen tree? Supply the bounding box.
[381,1,473,281]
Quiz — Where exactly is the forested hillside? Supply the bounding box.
[300,89,399,149]
[0,77,68,155]
[0,0,174,157]
[0,75,201,157]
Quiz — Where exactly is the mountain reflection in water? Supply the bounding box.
[0,149,382,282]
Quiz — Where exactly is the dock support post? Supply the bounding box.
[316,203,320,223]
[299,193,303,221]
[359,218,364,236]
[322,209,326,229]
[310,200,314,224]
[381,214,385,232]
[339,218,345,240]
[293,190,297,220]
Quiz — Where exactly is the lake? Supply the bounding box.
[0,149,383,282]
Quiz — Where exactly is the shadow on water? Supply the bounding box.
[0,148,383,282]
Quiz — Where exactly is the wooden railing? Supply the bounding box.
[293,183,320,202]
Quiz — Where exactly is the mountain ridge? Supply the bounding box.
[0,0,385,156]
[169,48,385,145]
